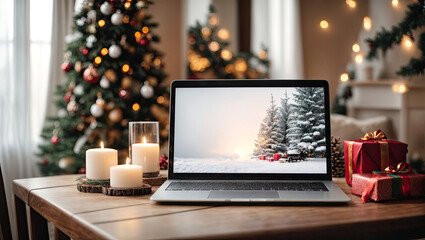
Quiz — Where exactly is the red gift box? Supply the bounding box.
[259,155,266,160]
[273,154,281,161]
[351,164,425,202]
[344,130,408,185]
[268,158,274,162]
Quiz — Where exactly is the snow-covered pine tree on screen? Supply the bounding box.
[37,0,169,175]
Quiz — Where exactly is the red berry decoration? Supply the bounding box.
[368,43,372,49]
[61,61,72,72]
[139,38,149,46]
[83,66,100,83]
[160,155,168,170]
[82,48,89,55]
[78,168,86,174]
[51,136,60,144]
[41,158,48,165]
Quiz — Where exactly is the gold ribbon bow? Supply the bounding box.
[385,162,412,174]
[361,129,387,141]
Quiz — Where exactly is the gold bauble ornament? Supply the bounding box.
[121,119,129,127]
[74,61,82,72]
[87,24,96,34]
[108,108,123,123]
[147,76,158,87]
[105,102,115,111]
[121,76,133,89]
[104,69,117,82]
[76,122,85,131]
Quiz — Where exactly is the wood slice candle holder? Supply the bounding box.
[143,171,167,186]
[76,177,109,193]
[102,183,152,196]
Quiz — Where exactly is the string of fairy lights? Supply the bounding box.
[319,0,411,94]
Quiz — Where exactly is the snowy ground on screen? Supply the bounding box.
[174,158,326,174]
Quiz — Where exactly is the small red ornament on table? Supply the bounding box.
[160,155,168,170]
[78,168,86,174]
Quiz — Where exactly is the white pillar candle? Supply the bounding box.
[132,137,159,174]
[110,158,143,188]
[86,142,118,180]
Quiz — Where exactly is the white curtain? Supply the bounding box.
[251,0,304,79]
[0,0,35,238]
[44,0,75,118]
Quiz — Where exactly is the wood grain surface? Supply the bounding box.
[13,172,425,240]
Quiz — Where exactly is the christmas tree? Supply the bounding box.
[253,94,286,157]
[187,5,270,79]
[37,0,169,175]
[366,0,425,76]
[277,91,290,153]
[286,88,326,157]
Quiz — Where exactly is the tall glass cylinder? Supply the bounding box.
[129,121,160,177]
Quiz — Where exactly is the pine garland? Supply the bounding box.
[76,176,110,186]
[366,0,425,76]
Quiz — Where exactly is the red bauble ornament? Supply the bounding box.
[130,20,136,26]
[64,93,72,102]
[61,61,72,72]
[83,66,100,83]
[82,48,89,55]
[368,43,372,49]
[118,88,131,100]
[160,155,168,170]
[41,158,48,165]
[139,38,149,46]
[78,168,86,174]
[51,136,60,144]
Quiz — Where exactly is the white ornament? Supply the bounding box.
[100,2,112,15]
[73,84,84,96]
[76,17,86,26]
[86,35,97,48]
[87,10,96,22]
[99,76,110,88]
[111,10,123,25]
[108,44,122,58]
[90,104,104,117]
[136,1,145,9]
[140,82,154,98]
[57,109,68,118]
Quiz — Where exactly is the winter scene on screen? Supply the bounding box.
[173,87,327,174]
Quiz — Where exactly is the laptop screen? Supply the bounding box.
[173,85,328,175]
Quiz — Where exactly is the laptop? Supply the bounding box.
[151,79,350,203]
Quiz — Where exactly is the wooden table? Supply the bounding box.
[13,173,425,240]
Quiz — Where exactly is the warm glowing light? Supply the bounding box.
[123,15,130,24]
[403,35,413,48]
[100,48,108,55]
[132,103,140,111]
[126,157,130,165]
[363,17,372,31]
[143,137,147,144]
[142,26,149,34]
[352,43,360,53]
[346,0,356,8]
[220,49,232,61]
[153,58,161,67]
[201,27,212,39]
[94,56,102,64]
[208,41,220,52]
[392,83,408,94]
[98,19,105,27]
[217,28,230,40]
[340,73,349,82]
[234,58,248,72]
[355,54,363,64]
[157,96,165,104]
[122,64,130,72]
[100,141,104,148]
[258,50,267,59]
[320,20,329,29]
[134,31,141,39]
[392,0,399,7]
[124,2,131,9]
[209,14,219,26]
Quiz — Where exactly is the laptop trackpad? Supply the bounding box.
[208,190,279,199]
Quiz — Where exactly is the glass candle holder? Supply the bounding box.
[129,121,160,178]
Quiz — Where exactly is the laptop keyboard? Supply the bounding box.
[165,182,328,191]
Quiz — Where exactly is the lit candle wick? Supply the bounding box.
[126,157,130,165]
[143,137,147,144]
[100,141,104,149]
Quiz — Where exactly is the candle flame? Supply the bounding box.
[100,141,104,148]
[126,157,130,165]
[143,136,147,144]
